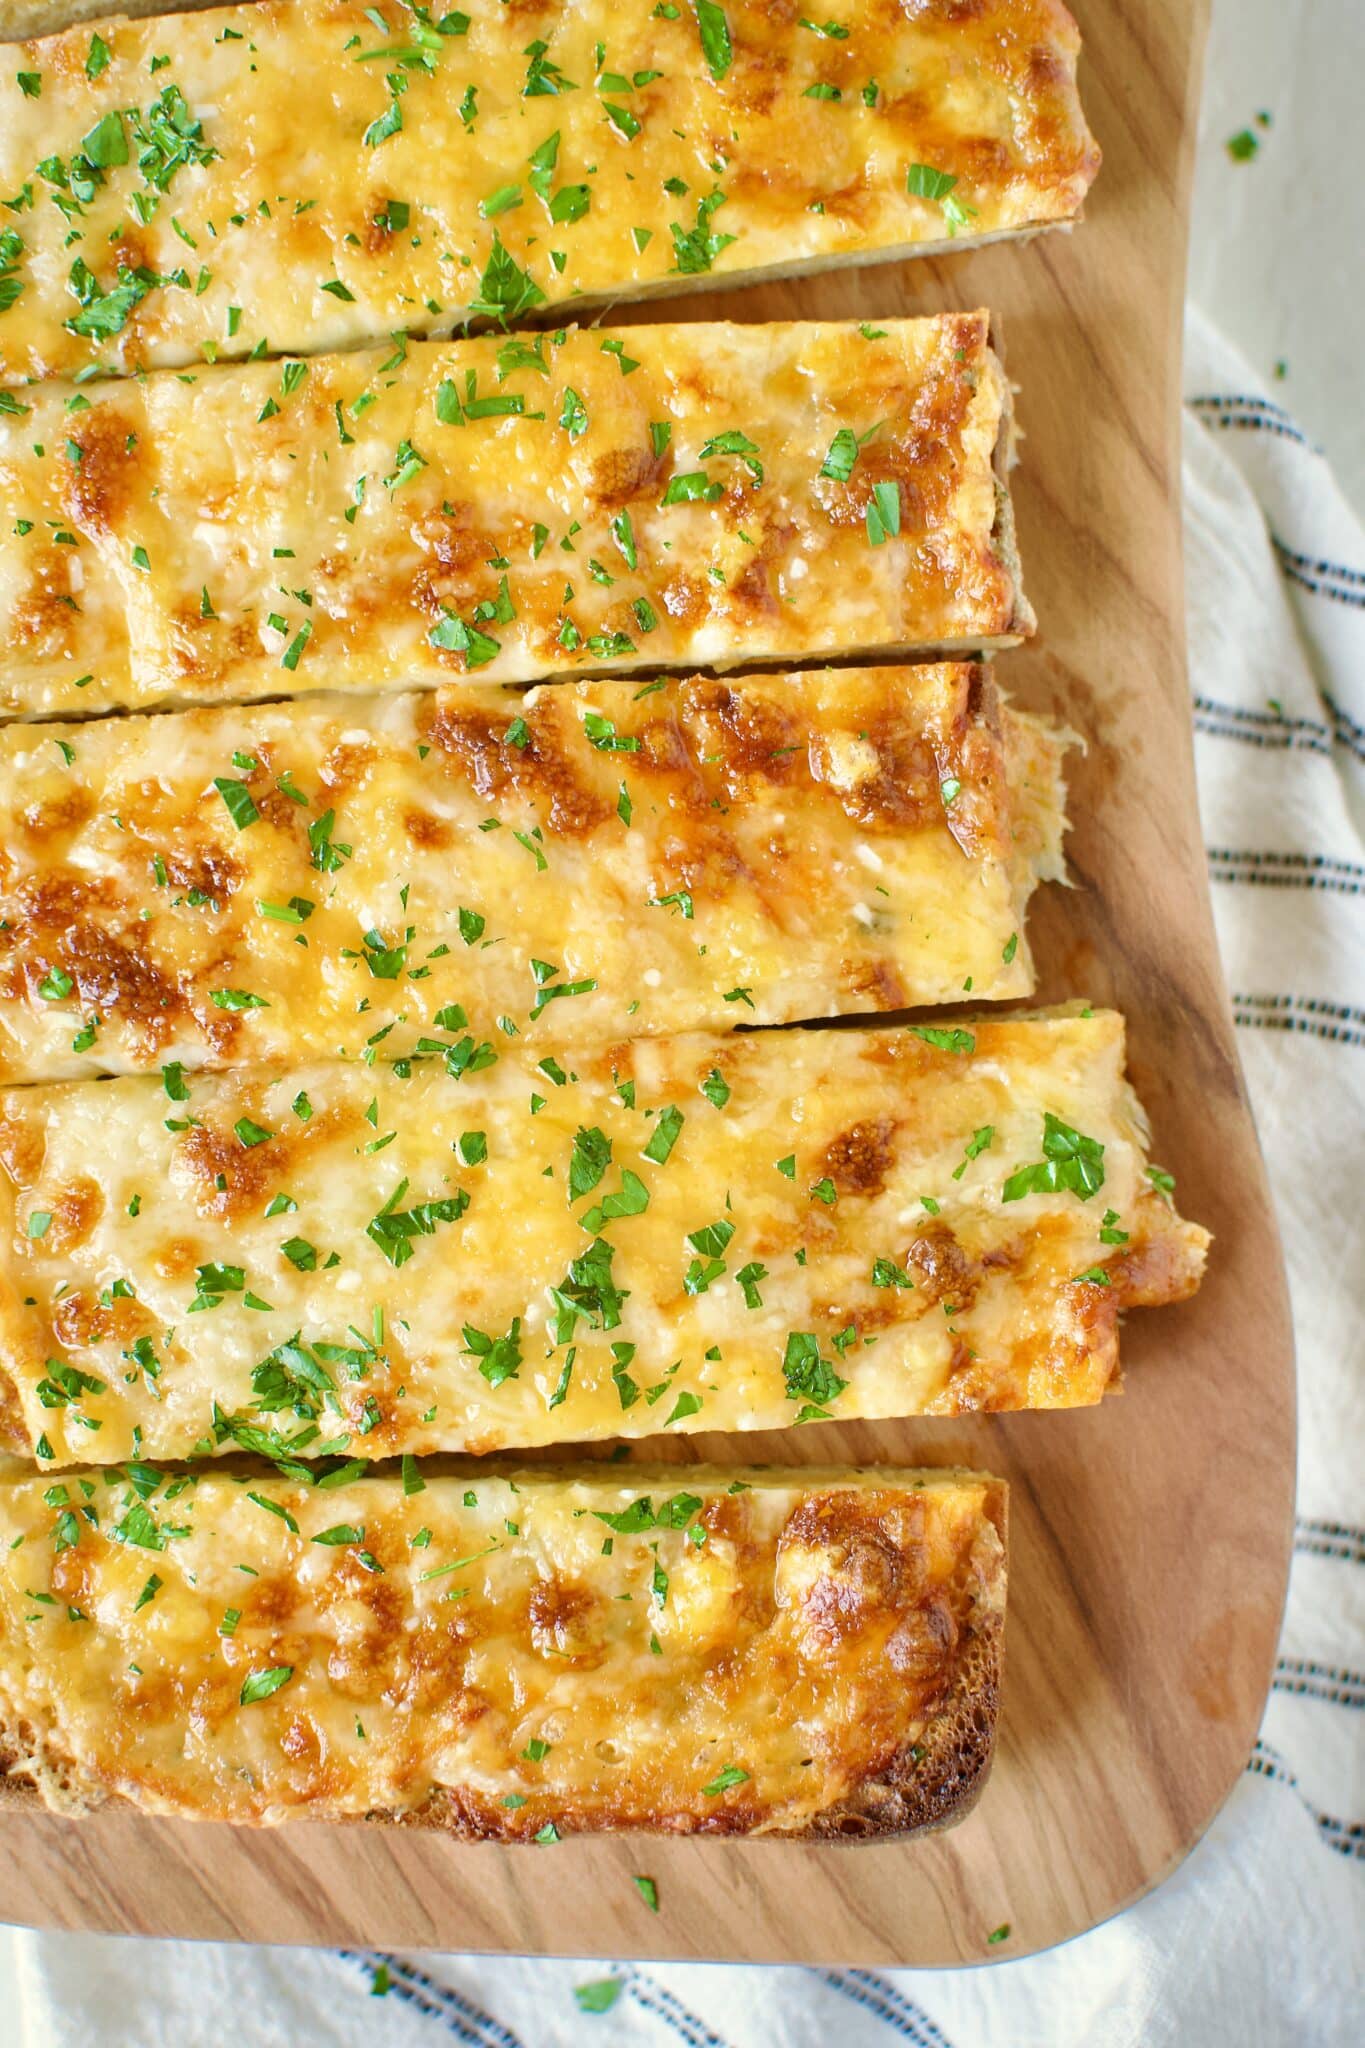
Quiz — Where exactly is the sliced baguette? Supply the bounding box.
[0,1461,1006,1839]
[0,1,1098,377]
[0,1008,1209,1467]
[0,663,1069,1083]
[0,315,1031,720]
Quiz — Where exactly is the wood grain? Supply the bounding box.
[0,0,1295,1966]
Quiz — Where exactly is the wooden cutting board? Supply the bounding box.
[0,0,1295,1967]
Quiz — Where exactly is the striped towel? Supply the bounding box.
[2,312,1359,2048]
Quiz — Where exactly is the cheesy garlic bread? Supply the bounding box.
[0,1461,1006,1837]
[0,664,1069,1083]
[0,0,1098,380]
[0,314,1031,720]
[0,1010,1208,1467]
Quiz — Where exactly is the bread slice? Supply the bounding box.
[0,1007,1209,1467]
[0,663,1070,1084]
[0,1460,1006,1838]
[0,314,1032,721]
[0,1,1098,380]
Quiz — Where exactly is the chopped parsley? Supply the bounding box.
[574,1982,622,2014]
[470,232,545,324]
[643,1105,684,1163]
[1001,1115,1106,1203]
[906,162,978,235]
[367,1179,470,1266]
[239,1665,294,1706]
[695,0,733,81]
[781,1332,847,1417]
[700,1067,730,1108]
[462,1319,523,1388]
[865,478,901,546]
[700,1763,749,1796]
[670,187,735,274]
[910,1025,975,1055]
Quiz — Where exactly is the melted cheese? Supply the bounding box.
[0,664,1069,1083]
[0,1461,1005,1832]
[0,314,1029,720]
[0,0,1099,383]
[0,1008,1209,1465]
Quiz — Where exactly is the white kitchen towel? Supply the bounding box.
[1189,0,1365,518]
[1,310,1360,2048]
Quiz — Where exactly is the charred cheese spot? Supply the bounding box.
[5,873,193,1053]
[821,1117,900,1199]
[9,873,110,932]
[903,1222,980,1309]
[51,1287,149,1349]
[686,682,804,795]
[165,611,257,689]
[527,1577,602,1662]
[782,1532,904,1655]
[177,1118,292,1222]
[409,509,489,575]
[335,1385,403,1450]
[815,387,977,534]
[319,738,380,802]
[10,555,81,661]
[728,549,782,617]
[813,723,937,831]
[421,702,612,836]
[278,1714,324,1769]
[659,572,709,630]
[777,1491,932,1663]
[60,929,188,1046]
[362,196,403,255]
[152,1237,204,1284]
[48,1542,96,1613]
[885,1597,960,1686]
[44,1175,103,1253]
[841,956,913,1010]
[403,808,452,851]
[59,409,138,538]
[1066,1272,1120,1343]
[158,845,245,905]
[591,444,669,509]
[0,1115,44,1189]
[241,1571,301,1634]
[17,788,96,851]
[405,1618,489,1718]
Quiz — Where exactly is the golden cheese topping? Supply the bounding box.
[0,313,1029,720]
[0,1461,1006,1834]
[0,664,1069,1084]
[0,1009,1209,1466]
[0,0,1099,382]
